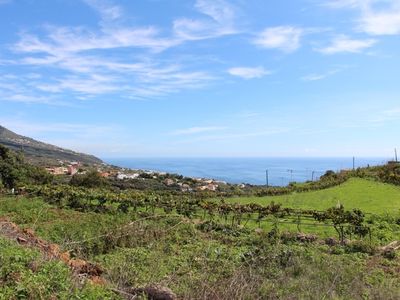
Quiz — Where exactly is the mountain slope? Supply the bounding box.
[0,125,103,165]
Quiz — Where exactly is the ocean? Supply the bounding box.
[104,157,389,186]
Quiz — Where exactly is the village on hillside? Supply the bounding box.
[45,160,232,192]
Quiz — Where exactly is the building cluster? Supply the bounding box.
[164,177,225,192]
[45,162,229,193]
[46,162,80,176]
[116,173,140,180]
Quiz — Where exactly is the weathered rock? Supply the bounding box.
[132,284,177,300]
[16,236,27,243]
[296,233,317,243]
[325,237,338,246]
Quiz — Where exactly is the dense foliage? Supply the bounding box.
[377,163,400,185]
[70,169,109,188]
[0,145,53,189]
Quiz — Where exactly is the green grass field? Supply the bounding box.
[226,178,400,215]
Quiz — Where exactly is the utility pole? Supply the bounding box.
[265,170,269,187]
[287,169,293,182]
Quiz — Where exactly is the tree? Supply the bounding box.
[0,145,52,188]
[70,170,108,188]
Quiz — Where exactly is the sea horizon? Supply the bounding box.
[103,156,391,186]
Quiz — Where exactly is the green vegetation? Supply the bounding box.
[1,145,400,299]
[70,170,109,189]
[0,145,53,189]
[0,237,117,299]
[0,196,399,299]
[226,178,400,214]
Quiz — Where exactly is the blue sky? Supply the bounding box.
[0,0,399,158]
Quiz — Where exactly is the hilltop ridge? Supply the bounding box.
[0,125,103,165]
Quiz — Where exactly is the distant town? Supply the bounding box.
[45,160,233,192]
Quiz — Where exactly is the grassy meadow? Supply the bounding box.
[226,178,400,215]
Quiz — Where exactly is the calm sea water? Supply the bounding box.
[104,157,389,186]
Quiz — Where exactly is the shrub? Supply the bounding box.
[70,170,108,188]
[0,145,53,188]
[345,241,376,255]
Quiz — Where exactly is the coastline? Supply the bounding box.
[103,157,389,186]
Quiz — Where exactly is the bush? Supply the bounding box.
[345,241,376,255]
[70,170,108,188]
[0,145,53,188]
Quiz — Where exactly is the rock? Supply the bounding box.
[69,258,87,270]
[380,241,400,252]
[89,276,107,286]
[132,285,177,300]
[47,243,61,257]
[69,259,103,277]
[296,233,317,243]
[325,237,338,246]
[59,251,71,264]
[16,236,27,243]
[23,228,35,236]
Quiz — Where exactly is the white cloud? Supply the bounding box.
[37,75,119,95]
[0,73,64,105]
[228,66,270,79]
[301,66,348,81]
[26,58,215,99]
[173,0,237,41]
[84,0,123,21]
[359,6,400,35]
[173,19,218,40]
[170,126,227,136]
[324,0,400,36]
[11,27,216,99]
[253,26,303,53]
[316,35,377,54]
[15,26,179,54]
[8,0,242,101]
[0,94,56,104]
[195,0,235,24]
[322,0,363,9]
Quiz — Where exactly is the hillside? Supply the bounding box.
[0,125,102,165]
[1,150,400,298]
[0,193,399,299]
